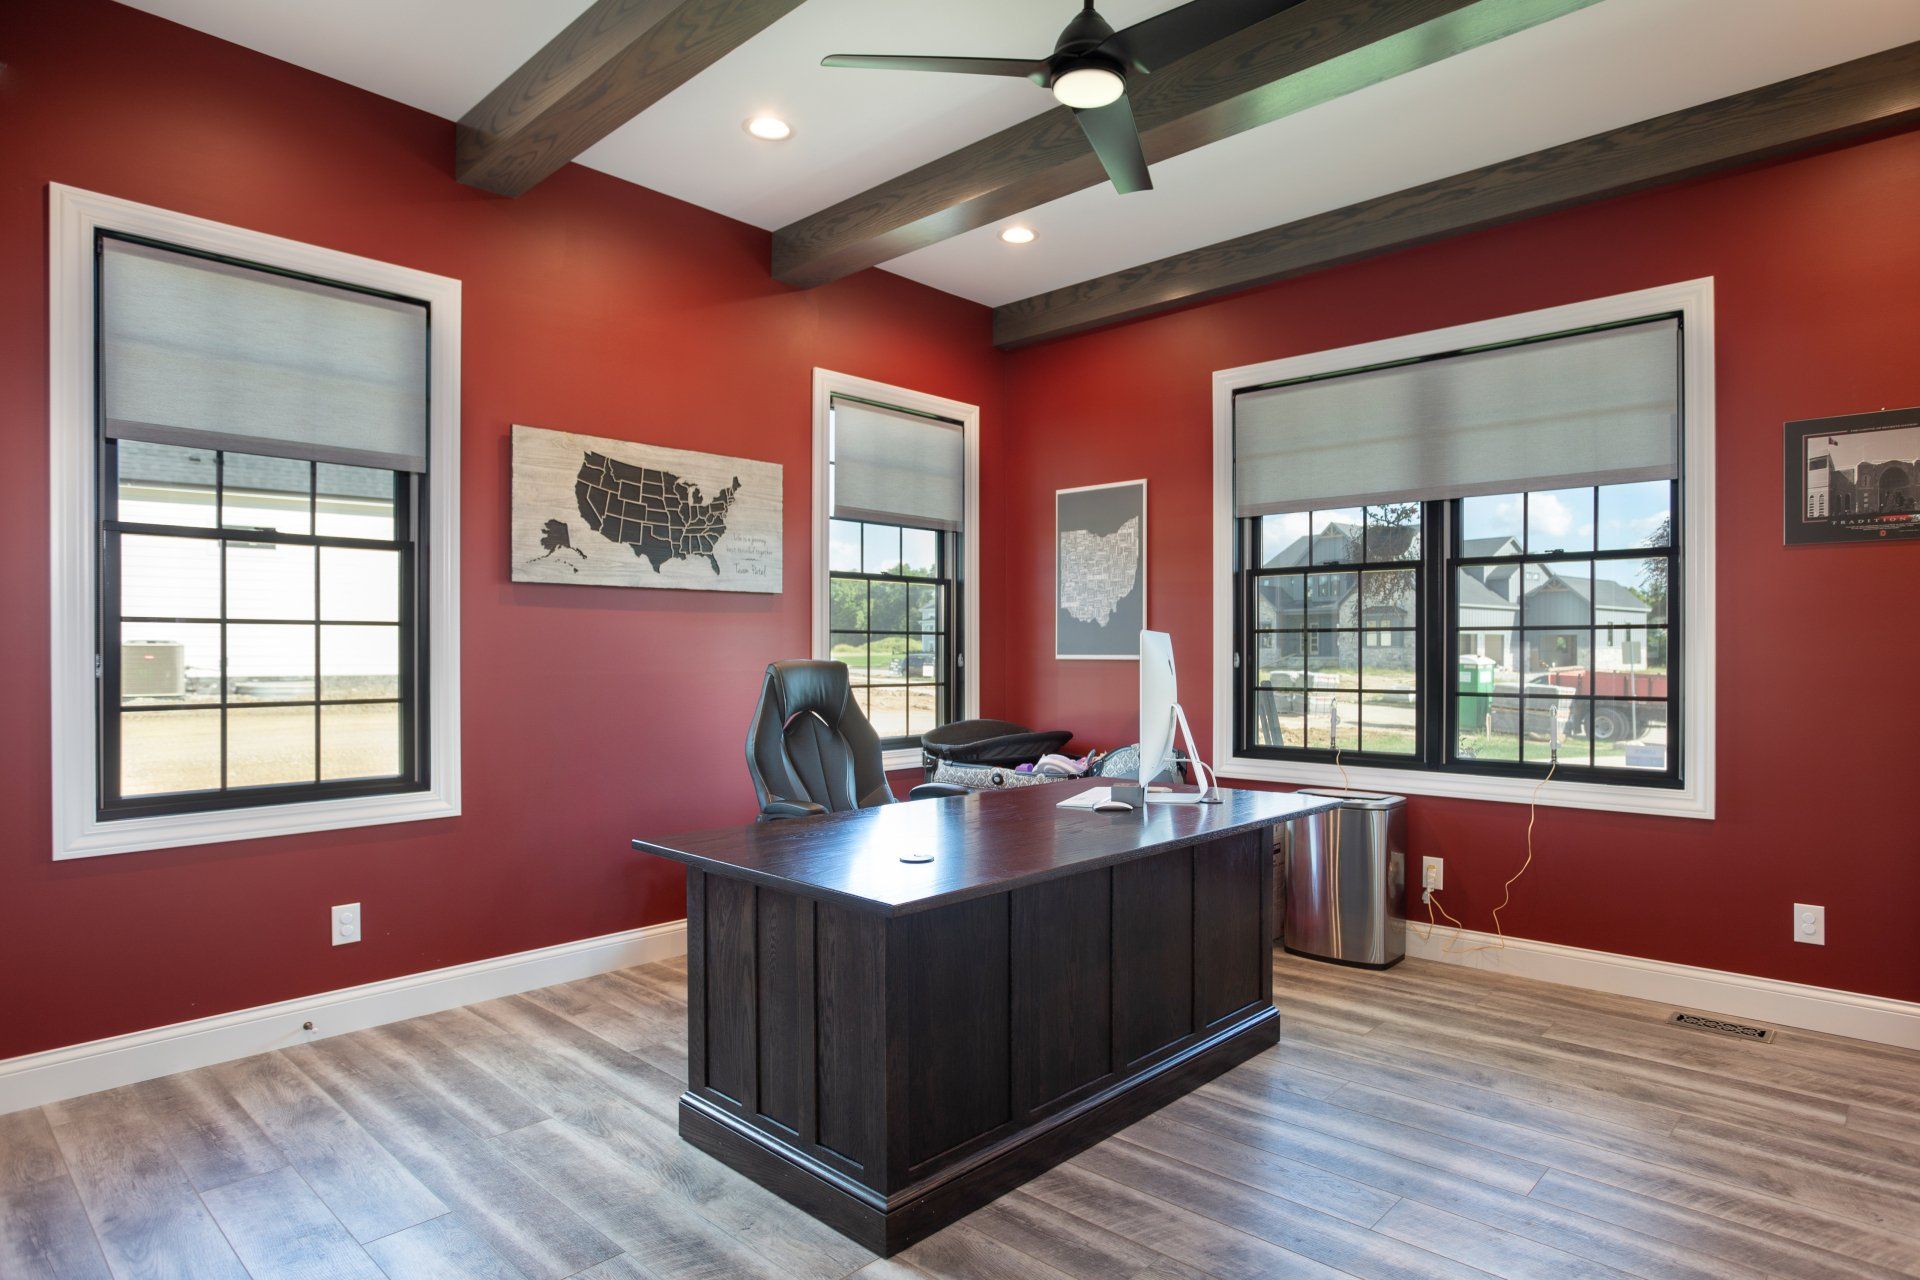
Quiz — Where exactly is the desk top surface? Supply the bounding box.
[632,781,1343,916]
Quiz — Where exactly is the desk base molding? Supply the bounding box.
[680,1004,1280,1256]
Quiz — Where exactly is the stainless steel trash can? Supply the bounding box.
[1282,789,1406,969]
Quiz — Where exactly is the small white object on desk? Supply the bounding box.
[1056,787,1137,811]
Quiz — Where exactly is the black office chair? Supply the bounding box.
[745,660,968,822]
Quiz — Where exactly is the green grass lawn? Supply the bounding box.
[1303,726,1418,756]
[831,635,908,671]
[1456,730,1659,768]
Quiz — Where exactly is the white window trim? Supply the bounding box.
[48,184,462,860]
[1210,278,1716,819]
[811,369,981,772]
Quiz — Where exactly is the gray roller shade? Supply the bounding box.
[101,237,430,472]
[1234,318,1679,517]
[831,396,964,530]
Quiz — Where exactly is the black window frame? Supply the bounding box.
[1444,481,1682,787]
[1237,505,1436,763]
[93,230,433,822]
[826,516,962,751]
[1231,319,1686,791]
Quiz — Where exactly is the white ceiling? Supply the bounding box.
[114,0,1181,231]
[580,0,1187,231]
[121,0,1920,309]
[888,0,1920,304]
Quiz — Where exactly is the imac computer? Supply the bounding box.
[1057,630,1220,812]
[1132,630,1218,804]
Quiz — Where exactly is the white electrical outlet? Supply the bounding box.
[1421,857,1444,892]
[332,902,362,946]
[1792,903,1824,946]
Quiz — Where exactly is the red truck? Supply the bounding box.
[1542,670,1668,741]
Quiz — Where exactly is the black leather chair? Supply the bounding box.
[745,660,968,821]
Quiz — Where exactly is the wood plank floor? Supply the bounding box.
[4,950,1917,1279]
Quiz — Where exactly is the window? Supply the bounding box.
[50,187,460,858]
[1242,480,1678,780]
[1452,483,1677,774]
[1246,505,1422,758]
[827,518,951,743]
[812,371,979,764]
[103,439,419,814]
[1212,281,1715,817]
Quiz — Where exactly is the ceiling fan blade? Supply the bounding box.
[821,54,1047,83]
[1073,97,1152,195]
[1101,0,1303,74]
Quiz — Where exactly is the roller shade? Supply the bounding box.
[831,396,964,530]
[1234,318,1679,517]
[101,237,430,472]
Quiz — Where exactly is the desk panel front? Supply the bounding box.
[637,783,1338,1255]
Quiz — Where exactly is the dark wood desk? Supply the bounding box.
[633,781,1341,1255]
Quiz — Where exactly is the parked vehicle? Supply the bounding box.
[1541,669,1668,740]
[889,651,937,679]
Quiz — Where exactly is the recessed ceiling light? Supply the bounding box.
[744,115,792,141]
[999,225,1037,245]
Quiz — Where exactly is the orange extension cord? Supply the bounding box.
[1333,712,1553,954]
[1419,757,1555,953]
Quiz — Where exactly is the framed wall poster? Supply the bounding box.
[1784,408,1920,545]
[511,424,782,592]
[1056,479,1147,659]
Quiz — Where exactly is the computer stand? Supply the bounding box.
[1146,702,1221,804]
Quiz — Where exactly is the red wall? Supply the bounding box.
[995,128,1920,1003]
[3,1,1915,1065]
[0,0,1005,1059]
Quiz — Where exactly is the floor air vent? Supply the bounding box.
[1669,1011,1775,1042]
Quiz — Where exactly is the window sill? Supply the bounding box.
[882,746,923,774]
[1217,753,1710,819]
[53,788,460,861]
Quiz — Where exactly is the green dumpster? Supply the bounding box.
[1457,655,1496,730]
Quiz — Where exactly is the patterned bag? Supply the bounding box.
[928,762,1059,791]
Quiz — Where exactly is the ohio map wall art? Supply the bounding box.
[511,424,781,593]
[1056,479,1146,659]
[1785,407,1920,546]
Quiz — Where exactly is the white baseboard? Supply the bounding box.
[1406,925,1920,1050]
[11,915,1909,1118]
[0,919,688,1116]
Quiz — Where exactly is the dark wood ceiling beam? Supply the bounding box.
[771,0,1598,288]
[992,41,1920,347]
[457,0,805,197]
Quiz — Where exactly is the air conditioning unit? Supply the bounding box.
[122,639,187,698]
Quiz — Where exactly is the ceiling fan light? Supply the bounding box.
[1051,66,1124,110]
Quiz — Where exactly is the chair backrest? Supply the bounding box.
[745,660,894,815]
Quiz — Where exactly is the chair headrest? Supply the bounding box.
[767,660,850,726]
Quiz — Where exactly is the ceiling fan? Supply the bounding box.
[822,1,1294,195]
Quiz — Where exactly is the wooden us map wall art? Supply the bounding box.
[511,424,782,592]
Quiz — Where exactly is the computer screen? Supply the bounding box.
[1138,629,1177,788]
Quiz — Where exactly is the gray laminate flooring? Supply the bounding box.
[4,950,1916,1279]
